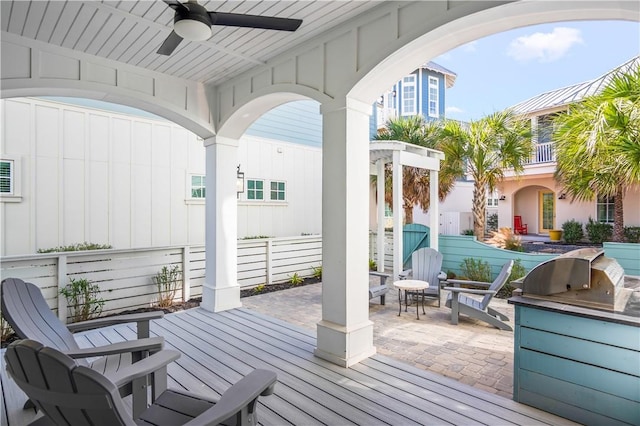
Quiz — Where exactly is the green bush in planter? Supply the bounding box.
[561,220,584,244]
[586,218,613,244]
[624,226,640,243]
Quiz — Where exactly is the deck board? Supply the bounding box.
[1,307,578,426]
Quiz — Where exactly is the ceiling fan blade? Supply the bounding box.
[157,30,184,55]
[210,12,302,31]
[162,0,188,13]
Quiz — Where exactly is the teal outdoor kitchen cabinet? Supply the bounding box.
[510,296,640,425]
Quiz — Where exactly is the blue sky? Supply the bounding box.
[434,20,640,122]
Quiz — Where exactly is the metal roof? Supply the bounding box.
[422,61,457,88]
[512,55,640,115]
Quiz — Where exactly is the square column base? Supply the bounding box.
[201,285,241,313]
[314,320,376,367]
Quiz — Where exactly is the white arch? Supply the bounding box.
[217,85,329,140]
[1,85,215,138]
[351,1,640,102]
[1,33,215,138]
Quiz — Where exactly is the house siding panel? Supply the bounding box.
[1,97,323,255]
[245,100,322,147]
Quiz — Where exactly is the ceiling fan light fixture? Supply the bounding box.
[174,18,211,41]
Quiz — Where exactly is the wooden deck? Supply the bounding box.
[1,307,577,425]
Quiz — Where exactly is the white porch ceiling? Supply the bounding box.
[1,0,383,86]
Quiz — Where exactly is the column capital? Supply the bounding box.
[203,135,239,148]
[320,97,372,116]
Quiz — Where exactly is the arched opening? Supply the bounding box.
[351,1,637,103]
[0,88,214,139]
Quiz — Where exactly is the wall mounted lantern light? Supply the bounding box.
[499,195,506,201]
[558,193,567,200]
[236,165,245,198]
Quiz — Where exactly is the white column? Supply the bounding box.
[392,150,402,280]
[315,98,375,367]
[201,136,241,312]
[376,159,385,272]
[429,169,439,251]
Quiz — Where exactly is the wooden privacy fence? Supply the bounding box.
[0,235,321,323]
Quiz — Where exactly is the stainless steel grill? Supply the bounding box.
[515,248,635,312]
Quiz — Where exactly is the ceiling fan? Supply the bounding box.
[157,0,303,55]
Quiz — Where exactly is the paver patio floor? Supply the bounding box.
[242,279,516,398]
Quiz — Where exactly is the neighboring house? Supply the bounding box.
[498,56,640,234]
[0,97,322,255]
[370,61,457,136]
[369,62,461,233]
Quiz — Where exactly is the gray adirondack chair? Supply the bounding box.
[443,260,514,331]
[5,339,277,426]
[1,277,172,417]
[399,247,446,307]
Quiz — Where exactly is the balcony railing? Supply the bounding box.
[525,142,556,164]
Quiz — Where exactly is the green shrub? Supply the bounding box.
[312,265,322,280]
[586,218,612,244]
[369,259,378,271]
[624,226,640,243]
[154,265,182,307]
[288,273,304,286]
[254,284,266,294]
[1,315,13,341]
[561,220,584,244]
[487,228,523,252]
[498,260,527,299]
[461,229,474,236]
[60,278,105,323]
[38,242,112,253]
[486,213,498,233]
[460,258,491,282]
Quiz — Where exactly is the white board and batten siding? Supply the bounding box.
[1,97,324,256]
[1,97,206,256]
[237,134,322,239]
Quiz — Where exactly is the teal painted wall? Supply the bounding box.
[604,242,640,276]
[439,235,556,279]
[513,304,640,425]
[371,234,639,280]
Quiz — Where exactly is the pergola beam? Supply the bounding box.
[370,141,444,279]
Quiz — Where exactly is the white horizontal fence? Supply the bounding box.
[0,236,321,323]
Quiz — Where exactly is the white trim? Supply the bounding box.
[187,173,206,201]
[401,75,417,116]
[428,76,440,118]
[0,154,21,202]
[417,68,423,116]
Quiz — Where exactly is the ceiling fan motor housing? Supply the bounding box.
[173,2,212,41]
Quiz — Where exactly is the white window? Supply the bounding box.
[0,160,13,195]
[597,195,615,223]
[270,181,286,201]
[190,175,206,199]
[428,76,439,118]
[486,190,499,207]
[247,179,264,200]
[401,75,416,115]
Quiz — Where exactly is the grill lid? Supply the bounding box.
[517,248,630,312]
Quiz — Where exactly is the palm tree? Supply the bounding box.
[553,65,640,242]
[373,116,463,223]
[441,110,533,239]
